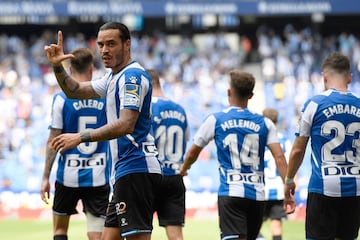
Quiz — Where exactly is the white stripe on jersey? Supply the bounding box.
[51,95,65,129]
[126,134,139,148]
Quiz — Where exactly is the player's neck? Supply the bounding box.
[327,85,348,92]
[72,74,91,83]
[112,57,132,75]
[230,99,248,108]
[152,88,165,98]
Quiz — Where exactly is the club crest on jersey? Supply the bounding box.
[129,75,138,83]
[124,84,141,107]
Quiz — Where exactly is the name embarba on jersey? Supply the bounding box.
[297,89,360,197]
[151,96,189,176]
[193,106,279,201]
[51,92,109,188]
[92,61,162,184]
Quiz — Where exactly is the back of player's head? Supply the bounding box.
[99,22,131,42]
[229,70,255,100]
[262,108,278,124]
[70,48,94,74]
[322,52,350,76]
[147,69,161,89]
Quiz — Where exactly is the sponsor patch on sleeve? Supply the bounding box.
[124,84,141,107]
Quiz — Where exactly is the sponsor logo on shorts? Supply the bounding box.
[115,202,127,215]
[120,217,128,227]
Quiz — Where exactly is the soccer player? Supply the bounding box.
[180,70,293,240]
[284,52,360,239]
[40,47,110,240]
[258,108,292,240]
[44,22,162,240]
[148,69,189,240]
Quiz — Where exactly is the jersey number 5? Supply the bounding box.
[77,116,98,154]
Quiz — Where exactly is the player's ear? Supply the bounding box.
[248,92,254,99]
[321,71,327,83]
[89,64,94,73]
[347,72,352,84]
[124,39,131,51]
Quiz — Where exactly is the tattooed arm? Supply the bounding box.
[40,128,62,203]
[52,64,99,99]
[51,108,140,153]
[44,31,100,99]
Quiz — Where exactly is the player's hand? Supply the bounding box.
[51,133,81,153]
[179,165,188,176]
[40,179,50,204]
[44,30,75,66]
[284,182,296,214]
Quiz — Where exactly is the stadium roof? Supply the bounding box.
[1,0,360,17]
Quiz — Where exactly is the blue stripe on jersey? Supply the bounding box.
[245,184,256,200]
[341,177,357,196]
[268,189,278,199]
[115,74,121,119]
[79,169,93,186]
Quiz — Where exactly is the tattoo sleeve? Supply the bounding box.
[52,65,80,94]
[43,129,62,180]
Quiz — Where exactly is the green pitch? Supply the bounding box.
[0,218,305,239]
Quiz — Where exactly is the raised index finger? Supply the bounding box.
[57,30,63,48]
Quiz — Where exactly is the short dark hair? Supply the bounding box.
[99,22,131,42]
[229,70,255,100]
[70,48,94,74]
[322,52,350,76]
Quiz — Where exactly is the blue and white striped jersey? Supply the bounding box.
[264,132,292,200]
[92,61,162,184]
[193,106,279,201]
[151,97,189,176]
[297,89,360,197]
[51,92,109,188]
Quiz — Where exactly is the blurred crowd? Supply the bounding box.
[1,23,360,196]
